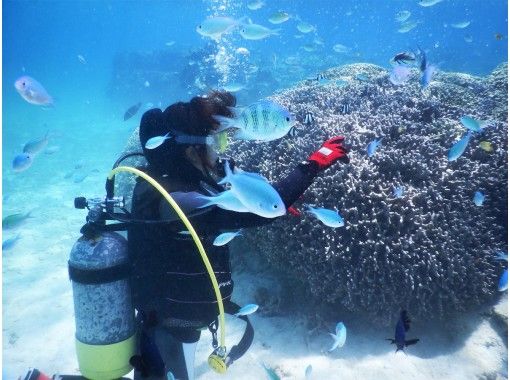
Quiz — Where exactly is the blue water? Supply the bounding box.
[2,0,508,378]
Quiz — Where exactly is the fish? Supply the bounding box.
[287,126,298,137]
[304,204,344,228]
[247,0,264,10]
[420,64,437,88]
[14,76,53,106]
[123,102,142,121]
[460,116,492,132]
[44,146,60,155]
[3,212,32,230]
[418,0,443,6]
[213,100,295,142]
[305,364,312,380]
[387,310,420,352]
[340,104,350,114]
[303,44,317,52]
[214,131,229,153]
[234,303,259,316]
[315,73,331,85]
[498,269,508,292]
[235,47,250,55]
[495,33,504,41]
[240,23,280,40]
[303,111,314,126]
[494,252,508,261]
[393,186,404,198]
[367,138,382,157]
[218,162,286,218]
[332,44,350,53]
[197,190,250,213]
[262,363,280,380]
[389,65,412,85]
[447,131,472,161]
[213,230,242,246]
[268,11,290,24]
[395,10,411,22]
[222,83,245,92]
[2,234,21,250]
[355,73,370,82]
[451,21,471,29]
[12,153,33,172]
[73,172,89,183]
[23,132,49,155]
[196,16,243,40]
[145,133,172,150]
[328,322,347,352]
[398,20,419,33]
[165,41,175,47]
[473,191,485,206]
[464,35,474,43]
[297,21,315,33]
[77,54,87,64]
[390,51,416,65]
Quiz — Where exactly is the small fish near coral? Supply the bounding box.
[304,204,344,228]
[234,303,259,317]
[387,310,420,352]
[328,322,347,352]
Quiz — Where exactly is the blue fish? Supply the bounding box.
[304,204,344,228]
[2,234,21,250]
[447,132,472,161]
[213,230,242,246]
[393,186,404,198]
[305,364,312,380]
[12,153,33,172]
[420,64,437,89]
[498,269,508,292]
[494,251,508,261]
[262,363,281,380]
[367,138,382,157]
[387,310,420,352]
[418,47,437,88]
[473,191,485,206]
[235,303,259,317]
[328,322,347,352]
[460,116,483,132]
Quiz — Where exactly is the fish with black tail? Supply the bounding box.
[303,111,314,126]
[387,310,420,352]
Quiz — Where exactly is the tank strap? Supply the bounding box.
[68,261,131,284]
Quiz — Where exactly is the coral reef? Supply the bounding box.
[227,62,508,324]
[118,62,508,325]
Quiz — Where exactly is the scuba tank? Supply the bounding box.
[69,196,135,380]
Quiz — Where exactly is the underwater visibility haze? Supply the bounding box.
[2,0,509,379]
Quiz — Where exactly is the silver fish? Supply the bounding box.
[213,100,295,142]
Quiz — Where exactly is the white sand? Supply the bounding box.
[2,119,508,379]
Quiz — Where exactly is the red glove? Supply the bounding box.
[308,136,350,169]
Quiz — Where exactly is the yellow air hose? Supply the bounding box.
[108,166,227,352]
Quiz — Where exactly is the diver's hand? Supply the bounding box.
[308,136,350,169]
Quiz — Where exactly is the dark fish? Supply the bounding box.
[391,51,416,65]
[386,310,420,352]
[303,111,314,126]
[123,102,142,121]
[287,126,298,137]
[417,46,427,73]
[340,104,350,115]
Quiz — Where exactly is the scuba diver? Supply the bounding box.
[127,90,350,380]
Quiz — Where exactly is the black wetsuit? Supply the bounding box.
[128,109,322,379]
